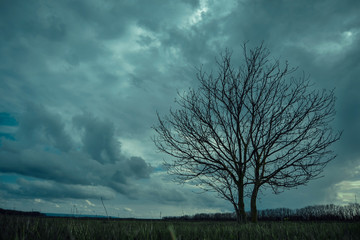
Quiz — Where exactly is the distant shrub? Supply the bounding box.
[163,203,360,222]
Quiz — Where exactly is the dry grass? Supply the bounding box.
[1,214,360,240]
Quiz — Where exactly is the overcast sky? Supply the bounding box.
[0,0,359,218]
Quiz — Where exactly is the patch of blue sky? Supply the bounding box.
[42,145,63,155]
[0,112,18,143]
[0,173,19,184]
[0,112,18,126]
[0,173,42,184]
[154,166,166,172]
[0,132,15,140]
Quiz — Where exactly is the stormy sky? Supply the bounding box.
[0,0,359,218]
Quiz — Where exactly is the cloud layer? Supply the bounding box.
[1,0,359,217]
[0,103,154,200]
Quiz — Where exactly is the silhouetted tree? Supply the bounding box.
[153,42,341,223]
[241,45,341,222]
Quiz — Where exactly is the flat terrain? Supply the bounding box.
[1,214,360,240]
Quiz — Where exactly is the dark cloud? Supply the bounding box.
[73,113,121,164]
[0,178,115,200]
[17,104,73,152]
[110,158,153,185]
[0,138,101,185]
[0,104,154,201]
[126,157,153,179]
[0,0,64,40]
[148,187,187,203]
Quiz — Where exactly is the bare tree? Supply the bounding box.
[241,45,341,222]
[153,43,341,223]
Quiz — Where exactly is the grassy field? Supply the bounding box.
[1,214,360,240]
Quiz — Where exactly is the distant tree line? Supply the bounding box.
[0,208,45,217]
[163,204,360,222]
[258,204,360,221]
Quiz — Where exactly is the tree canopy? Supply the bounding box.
[153,43,341,223]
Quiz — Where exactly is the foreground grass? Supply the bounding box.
[1,215,360,240]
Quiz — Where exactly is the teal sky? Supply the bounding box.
[0,0,359,218]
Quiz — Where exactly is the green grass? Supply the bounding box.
[1,214,360,240]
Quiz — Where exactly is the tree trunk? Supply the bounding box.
[236,183,246,223]
[236,200,246,223]
[251,186,259,223]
